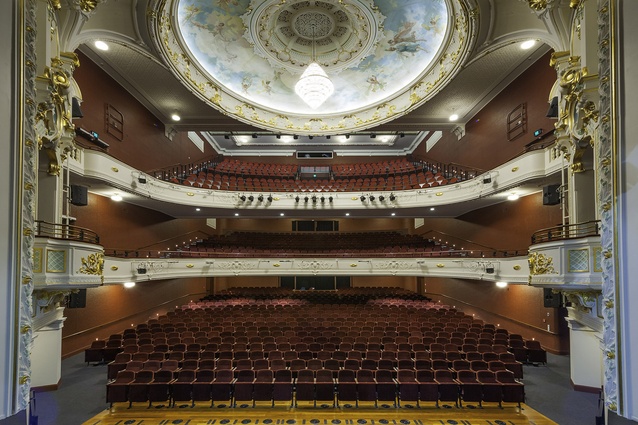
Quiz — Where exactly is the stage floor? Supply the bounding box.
[84,401,557,425]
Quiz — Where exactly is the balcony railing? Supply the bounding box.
[104,248,527,259]
[531,220,600,245]
[35,220,100,244]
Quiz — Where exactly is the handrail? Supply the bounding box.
[531,220,601,245]
[418,229,507,253]
[134,230,214,251]
[35,220,100,244]
[104,248,527,259]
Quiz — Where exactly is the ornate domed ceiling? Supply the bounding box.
[152,0,476,135]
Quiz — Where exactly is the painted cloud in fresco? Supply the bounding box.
[177,0,448,115]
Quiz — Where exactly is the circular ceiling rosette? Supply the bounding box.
[152,0,477,135]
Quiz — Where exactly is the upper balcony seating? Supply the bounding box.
[175,157,467,192]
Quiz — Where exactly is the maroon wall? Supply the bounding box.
[416,52,557,171]
[414,192,563,251]
[423,278,568,354]
[71,192,211,250]
[73,52,215,172]
[62,278,207,357]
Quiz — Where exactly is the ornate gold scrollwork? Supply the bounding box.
[78,253,105,283]
[526,0,548,11]
[528,252,557,276]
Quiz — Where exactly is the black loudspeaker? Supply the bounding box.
[543,184,561,205]
[68,289,87,308]
[71,97,84,118]
[70,184,88,206]
[137,267,147,275]
[485,267,495,274]
[543,288,561,308]
[546,96,558,118]
[483,177,492,184]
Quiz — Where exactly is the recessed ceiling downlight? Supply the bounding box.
[111,193,123,202]
[124,282,136,288]
[521,39,536,50]
[94,40,109,51]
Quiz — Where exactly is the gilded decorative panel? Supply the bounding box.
[568,248,589,272]
[46,249,66,273]
[33,247,42,273]
[593,246,602,272]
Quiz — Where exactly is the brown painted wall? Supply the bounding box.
[422,277,568,354]
[74,52,215,172]
[71,192,211,250]
[352,276,416,291]
[416,52,557,171]
[62,278,207,357]
[414,192,562,251]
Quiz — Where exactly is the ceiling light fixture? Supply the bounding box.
[94,40,109,51]
[110,193,122,202]
[171,113,181,121]
[507,193,520,201]
[123,282,136,288]
[449,113,459,121]
[496,281,509,288]
[294,25,334,109]
[521,39,536,50]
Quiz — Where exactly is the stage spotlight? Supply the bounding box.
[295,196,300,203]
[276,134,281,139]
[304,196,309,203]
[267,195,273,202]
[258,195,264,202]
[369,195,375,201]
[360,195,366,202]
[239,195,246,202]
[312,195,317,203]
[399,132,405,138]
[328,196,333,202]
[379,195,385,202]
[389,194,396,201]
[320,196,325,203]
[370,133,376,139]
[251,133,257,138]
[326,135,331,139]
[345,134,350,139]
[248,195,254,202]
[309,135,314,140]
[224,134,230,139]
[293,135,299,140]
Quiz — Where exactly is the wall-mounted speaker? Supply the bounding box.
[68,289,87,308]
[544,288,561,308]
[71,97,84,118]
[70,184,88,206]
[137,267,147,274]
[483,177,492,184]
[485,267,495,274]
[546,96,559,118]
[543,184,561,205]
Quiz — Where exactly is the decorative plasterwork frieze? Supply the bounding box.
[17,0,39,411]
[596,0,617,414]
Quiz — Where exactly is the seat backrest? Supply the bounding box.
[397,369,416,381]
[496,370,516,383]
[215,369,234,381]
[375,369,393,382]
[457,370,477,382]
[316,369,334,382]
[196,369,215,381]
[255,369,273,381]
[274,369,292,381]
[337,369,355,381]
[176,369,196,382]
[416,369,434,382]
[236,369,255,382]
[296,369,314,382]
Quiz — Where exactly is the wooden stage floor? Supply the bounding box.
[84,401,557,425]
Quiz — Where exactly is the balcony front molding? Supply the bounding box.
[102,255,529,284]
[67,144,564,214]
[528,236,602,290]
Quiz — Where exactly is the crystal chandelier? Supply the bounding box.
[295,25,334,109]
